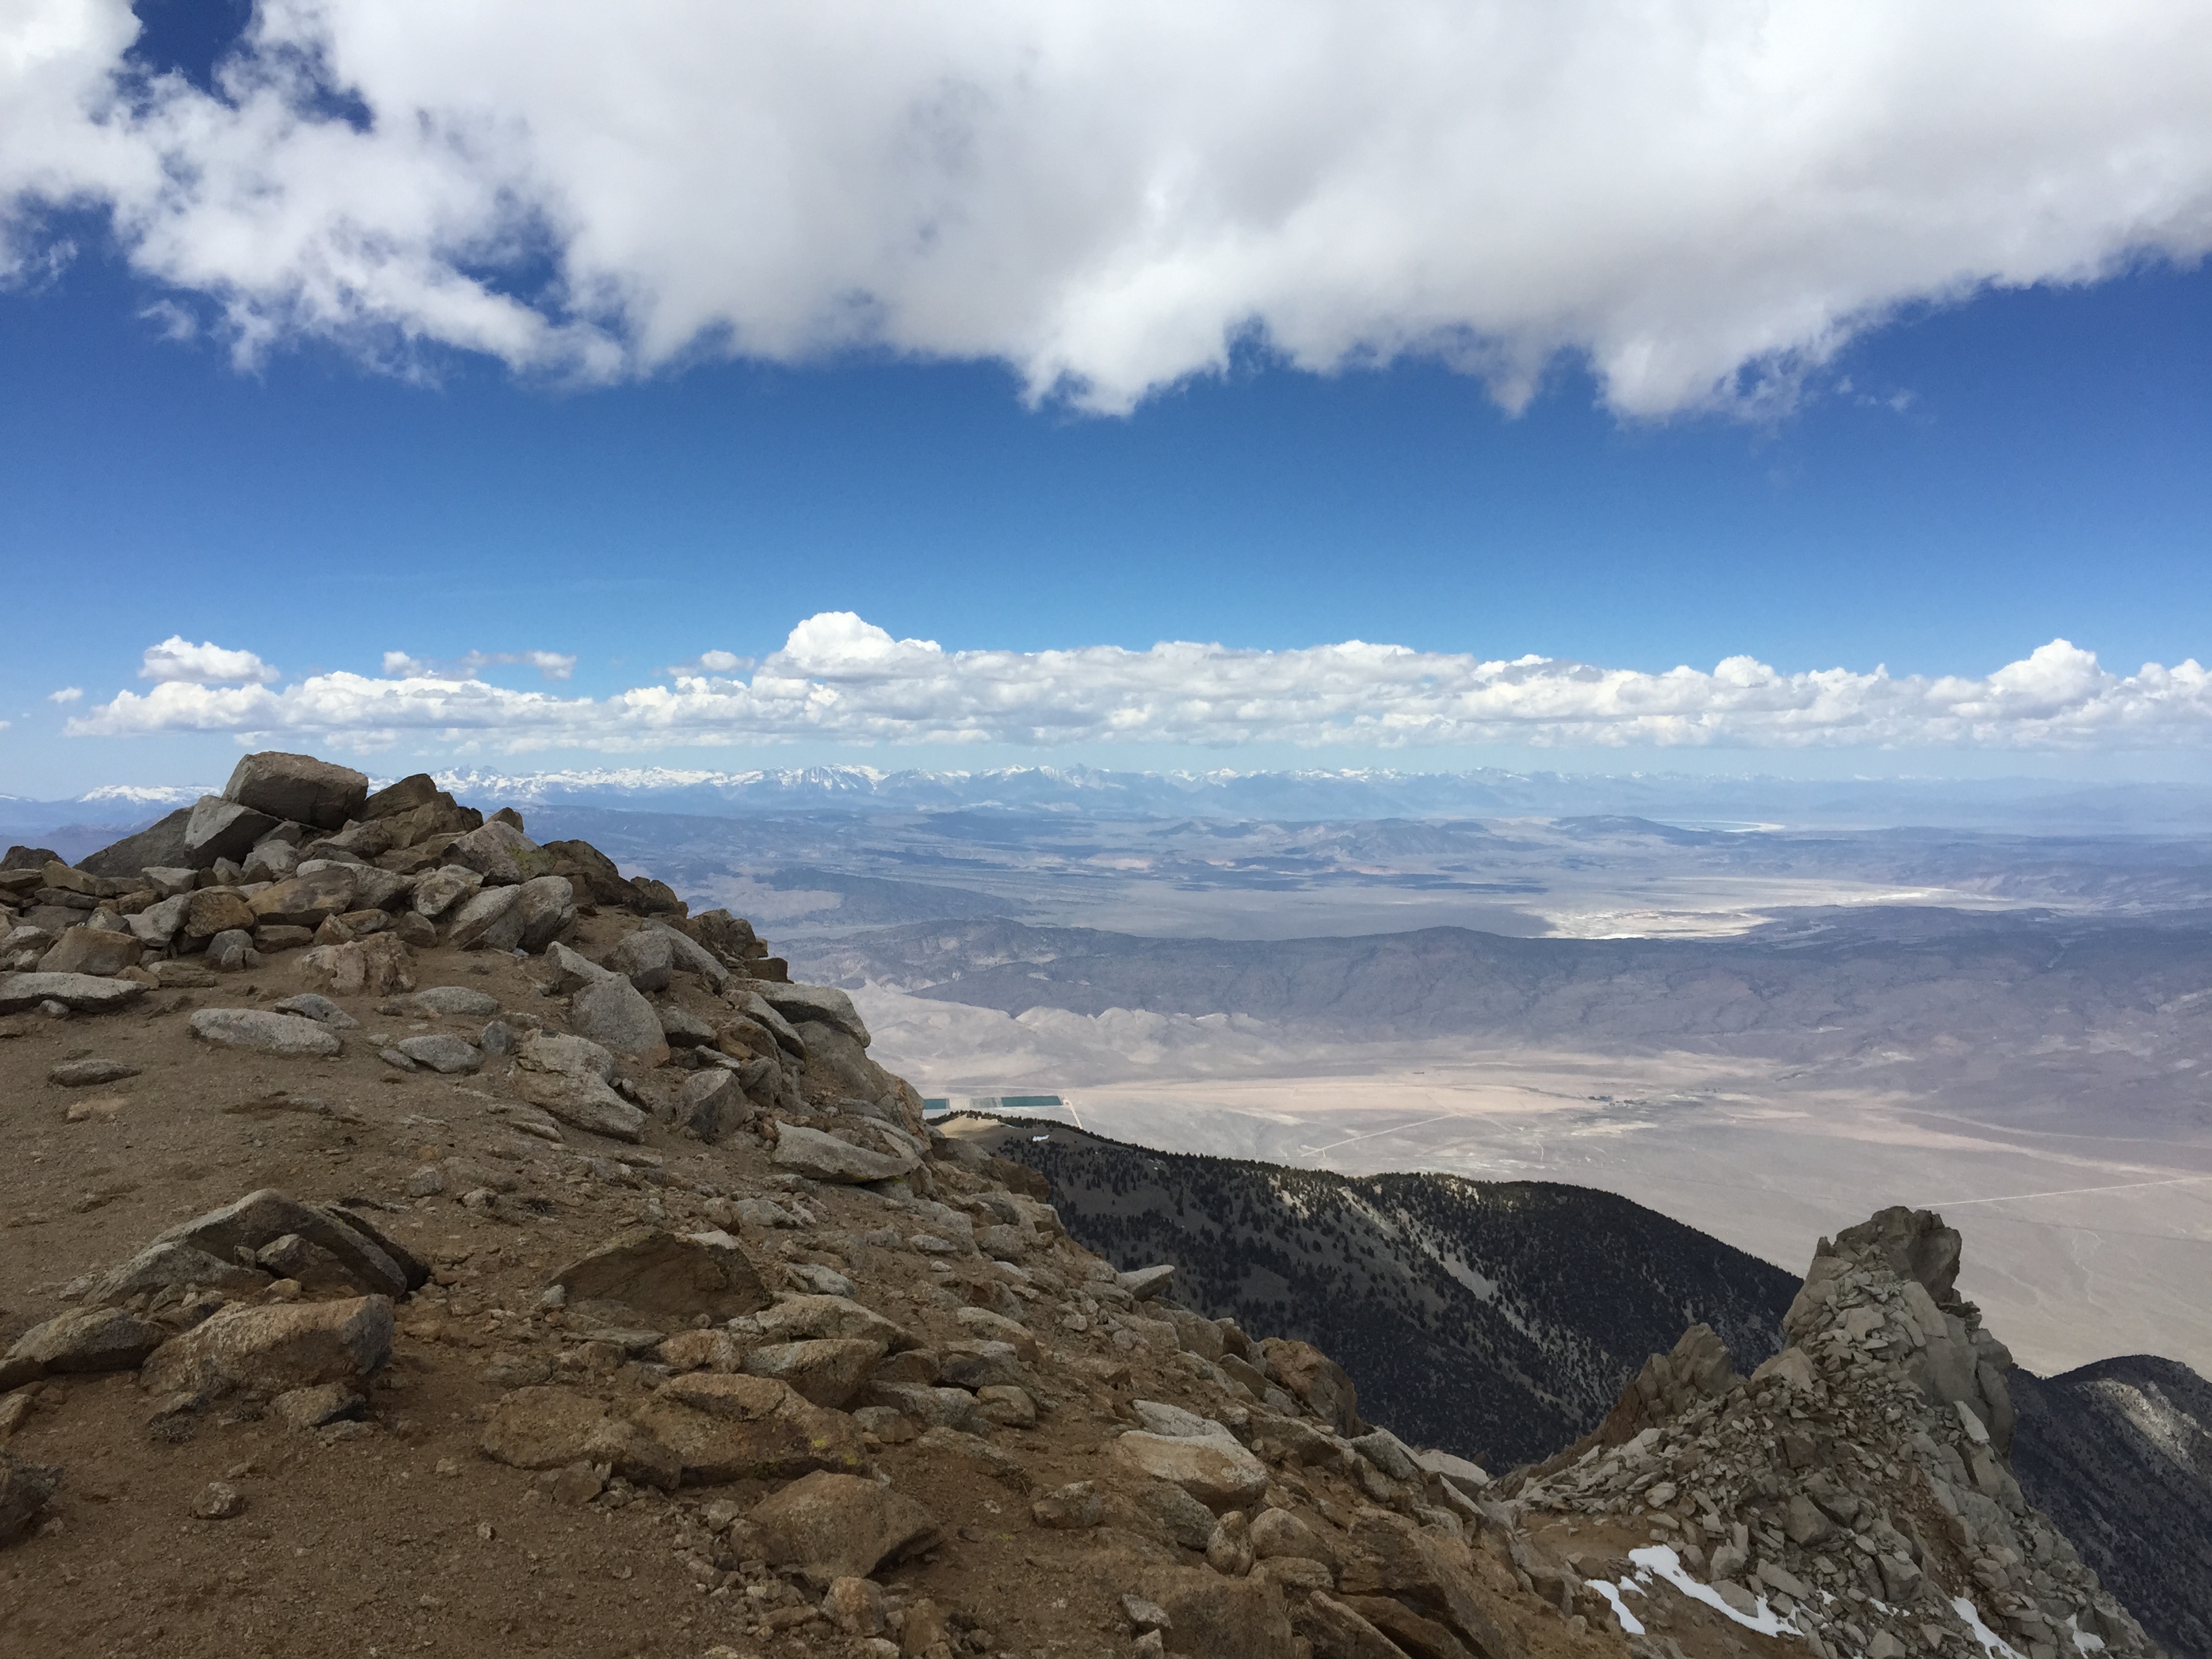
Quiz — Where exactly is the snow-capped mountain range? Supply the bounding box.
[7,762,2212,834]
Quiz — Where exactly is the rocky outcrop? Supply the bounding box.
[1507,1206,2158,1659]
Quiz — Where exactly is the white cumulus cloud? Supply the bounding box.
[47,687,83,703]
[380,649,577,682]
[59,614,2212,754]
[3,1,2211,413]
[137,636,277,684]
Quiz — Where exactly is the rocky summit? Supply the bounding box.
[0,751,2171,1659]
[1502,1209,2158,1659]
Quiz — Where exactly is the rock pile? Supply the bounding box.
[1503,1207,2156,1659]
[1,750,771,1001]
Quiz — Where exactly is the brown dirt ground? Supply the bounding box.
[0,922,1629,1659]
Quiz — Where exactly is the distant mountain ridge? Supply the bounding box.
[804,909,2212,1052]
[14,762,2212,832]
[429,763,2212,833]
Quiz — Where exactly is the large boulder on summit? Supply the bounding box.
[514,876,576,952]
[652,924,727,985]
[541,839,636,909]
[1258,1338,1364,1437]
[358,772,447,821]
[1590,1321,1740,1446]
[182,796,279,867]
[126,891,191,947]
[250,863,359,929]
[178,888,255,947]
[152,1189,426,1298]
[304,818,395,861]
[670,1067,746,1141]
[86,1240,270,1307]
[796,1023,902,1105]
[0,972,146,1014]
[602,922,727,991]
[1111,1427,1271,1511]
[1137,1568,1297,1659]
[512,1034,647,1141]
[772,1124,920,1185]
[74,805,192,877]
[684,908,765,968]
[409,864,483,920]
[760,983,870,1046]
[140,1295,393,1404]
[37,925,141,977]
[353,773,481,842]
[224,751,369,831]
[448,820,556,885]
[0,1306,163,1389]
[190,1007,342,1057]
[298,935,415,996]
[605,927,680,991]
[741,994,807,1057]
[551,1227,770,1326]
[633,1374,872,1486]
[444,875,572,953]
[569,973,668,1063]
[478,1387,678,1488]
[746,1470,937,1586]
[444,884,525,949]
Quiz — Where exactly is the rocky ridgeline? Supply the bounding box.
[0,747,1582,1659]
[2,749,764,997]
[1502,1209,2156,1659]
[0,750,2165,1659]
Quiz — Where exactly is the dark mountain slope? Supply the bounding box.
[2011,1355,2212,1658]
[969,1115,2212,1658]
[958,1116,1797,1468]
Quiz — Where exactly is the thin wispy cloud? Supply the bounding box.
[380,649,578,682]
[3,3,2211,415]
[61,613,2212,754]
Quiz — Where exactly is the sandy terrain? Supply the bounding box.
[870,1027,2212,1382]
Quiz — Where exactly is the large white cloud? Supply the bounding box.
[5,1,2212,412]
[136,636,277,684]
[60,613,2212,752]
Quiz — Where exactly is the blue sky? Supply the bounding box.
[3,3,2211,794]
